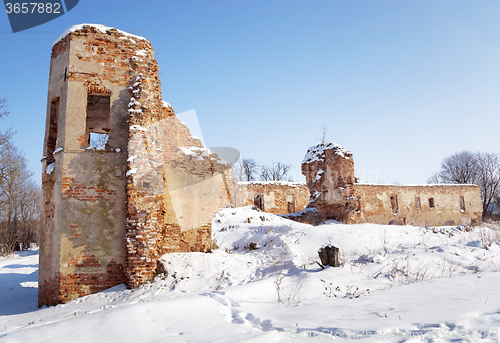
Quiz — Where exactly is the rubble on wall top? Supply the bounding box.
[178,146,232,166]
[180,146,210,161]
[52,23,147,47]
[239,181,306,187]
[302,142,352,164]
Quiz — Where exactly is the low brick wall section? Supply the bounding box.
[349,184,483,226]
[239,181,309,214]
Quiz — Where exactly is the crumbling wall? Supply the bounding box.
[125,109,233,286]
[301,143,358,222]
[299,143,483,226]
[40,25,232,306]
[351,184,482,226]
[238,181,309,214]
[40,25,138,306]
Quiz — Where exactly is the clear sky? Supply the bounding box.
[1,0,500,185]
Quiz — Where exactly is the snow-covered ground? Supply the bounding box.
[1,206,500,342]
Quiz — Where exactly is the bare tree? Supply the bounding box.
[427,172,441,184]
[475,152,500,216]
[0,98,8,118]
[431,151,500,220]
[232,159,244,182]
[321,124,327,145]
[437,151,478,184]
[260,161,291,181]
[242,159,258,182]
[0,132,40,255]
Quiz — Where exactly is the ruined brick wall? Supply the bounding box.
[40,25,233,306]
[299,143,483,226]
[301,143,358,222]
[350,184,482,226]
[40,25,135,306]
[126,112,233,286]
[238,181,309,214]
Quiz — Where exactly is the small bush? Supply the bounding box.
[244,242,258,251]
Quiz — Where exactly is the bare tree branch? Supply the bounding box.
[260,161,291,181]
[242,159,258,182]
[0,132,40,255]
[0,98,8,118]
[431,150,500,220]
[438,151,478,184]
[475,152,500,216]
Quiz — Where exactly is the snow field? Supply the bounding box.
[1,206,500,342]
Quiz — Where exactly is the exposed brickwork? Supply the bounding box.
[122,43,234,286]
[300,143,358,223]
[61,177,116,201]
[67,252,102,268]
[38,273,61,307]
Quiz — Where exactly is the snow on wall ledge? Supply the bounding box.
[52,23,147,47]
[302,142,352,164]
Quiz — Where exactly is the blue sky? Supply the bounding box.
[1,0,500,185]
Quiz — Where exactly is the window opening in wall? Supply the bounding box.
[355,200,361,212]
[89,133,109,148]
[428,197,435,209]
[287,201,295,213]
[459,195,466,212]
[86,94,110,148]
[415,196,421,209]
[390,195,398,213]
[254,194,263,211]
[46,97,59,164]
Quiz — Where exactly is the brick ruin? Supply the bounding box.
[39,25,234,307]
[237,181,309,214]
[300,143,483,226]
[39,24,484,307]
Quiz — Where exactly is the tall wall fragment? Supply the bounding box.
[40,24,232,306]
